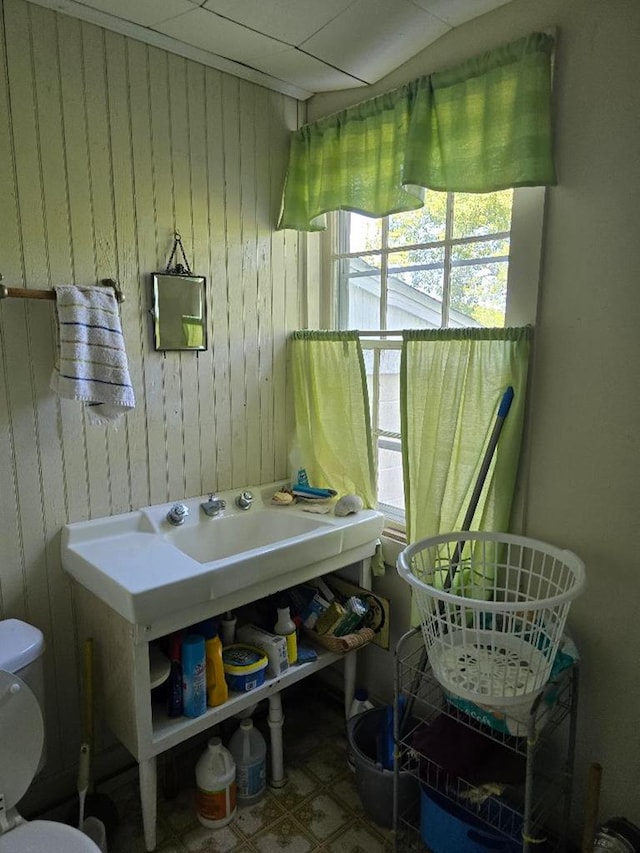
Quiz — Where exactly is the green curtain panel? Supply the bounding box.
[278,33,555,231]
[400,327,532,547]
[289,331,384,574]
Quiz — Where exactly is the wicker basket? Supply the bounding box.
[301,625,375,654]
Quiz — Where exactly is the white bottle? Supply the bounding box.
[195,737,237,828]
[274,605,297,664]
[228,718,267,806]
[349,687,374,718]
[220,611,237,646]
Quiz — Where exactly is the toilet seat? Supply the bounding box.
[0,671,99,852]
[0,670,43,811]
[0,820,100,852]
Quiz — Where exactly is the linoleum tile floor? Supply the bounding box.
[105,677,394,853]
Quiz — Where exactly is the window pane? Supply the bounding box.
[450,259,508,327]
[378,441,405,511]
[342,255,381,328]
[453,190,513,239]
[387,248,444,328]
[378,349,401,433]
[388,193,447,246]
[347,212,382,253]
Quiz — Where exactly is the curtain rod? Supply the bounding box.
[356,330,404,336]
[0,276,124,303]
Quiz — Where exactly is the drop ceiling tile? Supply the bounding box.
[301,0,450,83]
[411,0,513,27]
[250,48,366,93]
[74,0,197,27]
[155,7,287,60]
[201,0,356,45]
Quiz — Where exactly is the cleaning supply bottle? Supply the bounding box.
[220,611,237,646]
[167,633,184,718]
[348,687,374,718]
[181,634,207,718]
[274,604,297,664]
[228,718,267,806]
[199,619,228,707]
[195,737,237,828]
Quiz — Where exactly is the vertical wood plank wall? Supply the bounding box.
[0,0,304,803]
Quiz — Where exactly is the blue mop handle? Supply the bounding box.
[497,385,514,419]
[444,386,515,590]
[459,385,514,534]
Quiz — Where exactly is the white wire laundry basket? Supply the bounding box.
[397,531,585,709]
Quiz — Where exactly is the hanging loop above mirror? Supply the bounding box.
[165,232,193,275]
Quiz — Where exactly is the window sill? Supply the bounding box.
[381,527,407,568]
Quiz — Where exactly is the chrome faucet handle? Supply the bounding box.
[235,490,254,510]
[167,503,189,525]
[201,494,226,517]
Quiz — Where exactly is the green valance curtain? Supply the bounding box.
[401,327,532,547]
[278,33,555,232]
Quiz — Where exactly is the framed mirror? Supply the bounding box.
[151,273,207,351]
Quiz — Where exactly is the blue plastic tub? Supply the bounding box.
[420,786,520,853]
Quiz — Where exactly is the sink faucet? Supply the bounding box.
[166,503,189,526]
[201,494,226,517]
[235,490,254,510]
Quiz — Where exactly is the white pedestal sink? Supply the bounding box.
[61,482,384,851]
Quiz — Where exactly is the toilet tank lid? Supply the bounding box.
[0,619,45,672]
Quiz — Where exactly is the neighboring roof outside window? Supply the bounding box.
[346,257,481,331]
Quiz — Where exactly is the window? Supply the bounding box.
[328,188,543,526]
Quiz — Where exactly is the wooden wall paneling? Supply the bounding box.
[79,21,122,519]
[84,29,132,519]
[0,0,29,621]
[186,60,216,493]
[104,30,150,512]
[56,13,95,523]
[282,98,302,476]
[256,91,275,485]
[168,52,201,499]
[239,81,261,486]
[1,0,304,808]
[127,40,168,507]
[30,3,84,766]
[269,92,288,482]
[3,0,61,774]
[221,75,247,488]
[204,68,232,491]
[148,46,184,502]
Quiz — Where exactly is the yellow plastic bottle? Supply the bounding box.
[200,619,229,706]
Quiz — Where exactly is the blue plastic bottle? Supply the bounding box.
[182,634,207,717]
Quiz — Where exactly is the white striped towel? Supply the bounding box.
[50,284,135,426]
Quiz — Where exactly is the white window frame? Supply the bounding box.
[318,186,546,532]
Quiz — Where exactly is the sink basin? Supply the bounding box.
[61,483,384,625]
[166,511,332,563]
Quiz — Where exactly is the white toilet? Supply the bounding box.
[0,618,100,852]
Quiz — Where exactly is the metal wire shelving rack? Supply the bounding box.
[393,629,578,853]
